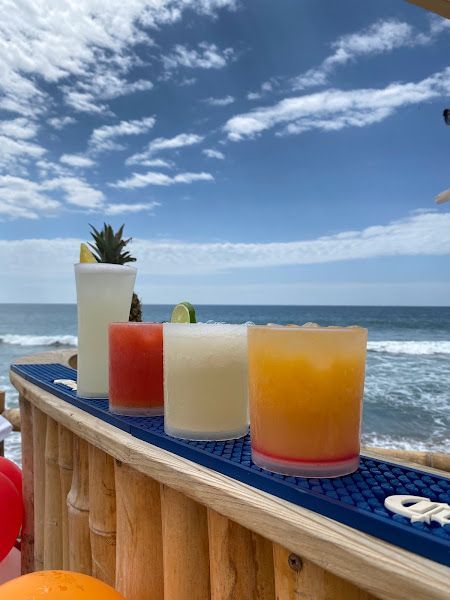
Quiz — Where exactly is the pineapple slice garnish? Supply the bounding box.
[79,243,97,263]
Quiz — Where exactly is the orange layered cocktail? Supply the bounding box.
[248,324,368,477]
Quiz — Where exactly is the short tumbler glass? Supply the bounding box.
[248,325,368,477]
[109,322,164,416]
[163,323,248,440]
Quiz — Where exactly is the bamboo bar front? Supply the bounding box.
[10,351,450,600]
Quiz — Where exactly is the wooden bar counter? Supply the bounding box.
[10,351,449,600]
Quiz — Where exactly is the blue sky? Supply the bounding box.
[0,0,449,304]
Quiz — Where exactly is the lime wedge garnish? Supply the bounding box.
[171,301,197,323]
[80,243,97,263]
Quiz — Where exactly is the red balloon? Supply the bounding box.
[0,473,21,562]
[0,458,22,506]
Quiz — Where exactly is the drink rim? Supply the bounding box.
[74,262,137,273]
[109,321,162,326]
[248,324,368,333]
[163,322,248,329]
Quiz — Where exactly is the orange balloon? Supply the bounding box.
[0,570,126,599]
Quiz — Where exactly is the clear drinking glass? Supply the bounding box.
[248,325,368,477]
[163,323,248,440]
[75,263,136,398]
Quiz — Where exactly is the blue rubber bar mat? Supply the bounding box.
[11,362,450,567]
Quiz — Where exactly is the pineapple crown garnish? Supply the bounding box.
[88,223,137,265]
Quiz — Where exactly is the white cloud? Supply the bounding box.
[60,154,95,168]
[48,116,76,130]
[203,148,225,159]
[41,177,104,209]
[224,67,450,141]
[163,42,235,71]
[89,116,156,152]
[247,80,274,101]
[105,201,160,215]
[64,74,153,114]
[203,95,235,106]
[0,136,46,170]
[126,133,203,165]
[292,19,437,91]
[179,77,197,86]
[0,0,236,117]
[0,172,163,219]
[111,170,214,189]
[430,14,450,35]
[36,160,69,178]
[146,133,203,152]
[0,118,38,140]
[0,176,60,219]
[0,210,448,273]
[126,157,173,168]
[130,211,450,273]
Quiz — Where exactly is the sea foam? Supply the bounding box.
[368,340,450,355]
[0,334,78,347]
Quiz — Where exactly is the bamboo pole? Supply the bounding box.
[273,544,378,600]
[208,509,275,600]
[161,485,210,600]
[67,436,92,574]
[19,395,34,574]
[44,416,63,569]
[115,461,164,600]
[429,453,450,472]
[32,405,47,571]
[58,424,73,570]
[2,408,20,431]
[89,446,116,587]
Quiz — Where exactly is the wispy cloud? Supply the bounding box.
[0,173,106,218]
[41,177,105,209]
[89,116,156,153]
[127,157,174,168]
[203,148,225,159]
[105,201,160,215]
[0,118,38,140]
[36,160,69,178]
[48,116,76,130]
[203,95,235,106]
[162,42,235,71]
[247,80,274,101]
[1,210,448,272]
[179,77,197,86]
[111,170,214,189]
[0,172,162,218]
[126,133,203,165]
[60,154,96,168]
[64,75,153,114]
[0,136,46,170]
[292,19,437,91]
[0,1,236,117]
[0,176,60,220]
[224,67,450,141]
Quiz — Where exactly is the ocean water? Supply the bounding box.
[1,304,449,463]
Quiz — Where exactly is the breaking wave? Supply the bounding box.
[368,340,450,355]
[0,334,77,347]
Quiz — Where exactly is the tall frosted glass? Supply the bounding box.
[75,263,136,398]
[163,323,248,440]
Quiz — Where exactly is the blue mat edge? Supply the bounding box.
[10,362,450,568]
